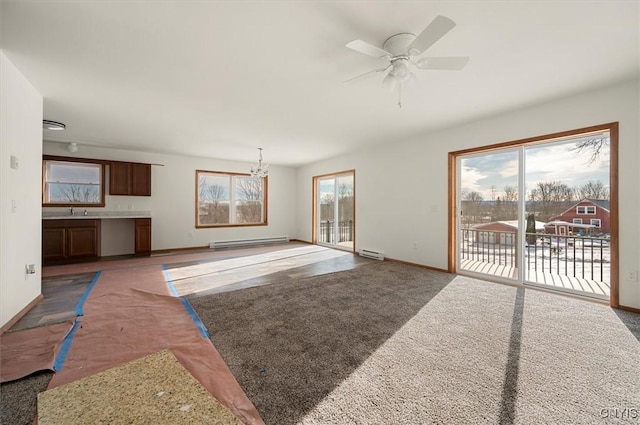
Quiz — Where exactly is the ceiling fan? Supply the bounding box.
[345,15,469,107]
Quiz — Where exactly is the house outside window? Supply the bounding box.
[576,206,596,215]
[196,170,267,227]
[572,218,583,224]
[590,219,601,228]
[43,159,105,206]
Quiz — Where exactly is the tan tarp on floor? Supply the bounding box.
[2,264,264,425]
[0,321,74,383]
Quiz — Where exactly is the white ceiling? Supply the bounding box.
[2,1,638,166]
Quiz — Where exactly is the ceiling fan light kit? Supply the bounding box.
[345,15,469,108]
[43,119,66,130]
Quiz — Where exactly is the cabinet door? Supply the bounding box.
[131,163,151,196]
[110,162,131,195]
[67,227,99,258]
[135,218,151,255]
[43,228,66,261]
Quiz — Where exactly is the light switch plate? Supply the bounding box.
[10,155,18,170]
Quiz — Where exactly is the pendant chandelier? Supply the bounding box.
[250,148,268,178]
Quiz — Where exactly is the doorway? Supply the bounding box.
[313,171,355,252]
[450,123,618,305]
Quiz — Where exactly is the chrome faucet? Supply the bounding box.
[69,206,74,216]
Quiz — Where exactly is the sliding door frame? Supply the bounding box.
[312,169,356,253]
[448,123,619,307]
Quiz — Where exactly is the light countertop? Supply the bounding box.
[42,211,151,220]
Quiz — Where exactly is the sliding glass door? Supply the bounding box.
[454,125,616,302]
[459,149,521,280]
[314,171,355,251]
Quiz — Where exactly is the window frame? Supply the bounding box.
[572,218,583,224]
[590,218,601,228]
[42,156,106,207]
[195,169,268,228]
[576,205,596,215]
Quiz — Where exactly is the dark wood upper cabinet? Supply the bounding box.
[109,162,131,195]
[109,162,151,196]
[131,163,151,196]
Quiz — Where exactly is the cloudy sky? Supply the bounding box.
[461,137,610,200]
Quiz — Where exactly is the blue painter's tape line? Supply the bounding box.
[75,270,102,317]
[53,320,80,372]
[162,264,179,297]
[180,298,210,338]
[162,265,209,338]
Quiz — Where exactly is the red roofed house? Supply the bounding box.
[545,199,610,235]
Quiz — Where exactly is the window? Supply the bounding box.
[196,170,267,227]
[576,206,596,215]
[590,219,601,228]
[572,218,583,224]
[43,159,105,206]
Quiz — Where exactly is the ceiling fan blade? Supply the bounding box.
[344,65,391,83]
[346,40,392,59]
[408,15,456,55]
[415,56,469,70]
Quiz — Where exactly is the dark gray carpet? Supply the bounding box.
[0,370,53,425]
[2,260,638,425]
[189,262,640,425]
[188,261,455,425]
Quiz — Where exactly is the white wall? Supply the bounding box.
[0,52,44,328]
[295,79,640,310]
[42,143,298,253]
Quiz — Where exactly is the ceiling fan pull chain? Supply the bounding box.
[398,84,403,108]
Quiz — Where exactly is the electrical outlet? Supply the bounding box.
[628,270,639,282]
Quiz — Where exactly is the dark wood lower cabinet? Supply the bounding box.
[43,220,101,265]
[42,228,66,260]
[43,217,151,264]
[134,218,152,256]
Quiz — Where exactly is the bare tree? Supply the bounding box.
[571,137,608,164]
[491,185,518,220]
[576,180,609,200]
[337,183,354,221]
[198,179,228,223]
[462,191,484,224]
[58,184,99,203]
[236,177,263,202]
[320,193,335,221]
[236,177,264,223]
[199,180,226,206]
[529,181,574,221]
[503,185,518,202]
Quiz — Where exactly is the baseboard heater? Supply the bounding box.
[209,236,289,249]
[358,249,385,261]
